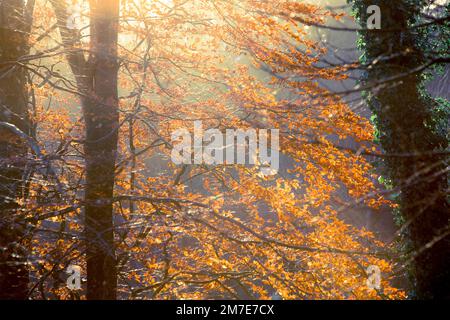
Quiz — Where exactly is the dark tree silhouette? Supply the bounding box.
[351,0,450,299]
[0,0,35,300]
[49,0,120,299]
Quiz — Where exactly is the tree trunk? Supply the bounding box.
[84,0,120,300]
[49,0,120,299]
[0,0,33,300]
[352,0,450,299]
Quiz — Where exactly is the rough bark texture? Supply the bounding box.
[0,0,33,300]
[352,0,450,299]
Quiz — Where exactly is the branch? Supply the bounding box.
[48,0,90,92]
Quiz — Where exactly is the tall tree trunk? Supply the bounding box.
[352,0,450,299]
[84,0,120,300]
[49,0,120,299]
[0,0,34,300]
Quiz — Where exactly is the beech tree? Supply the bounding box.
[49,0,120,299]
[1,0,430,300]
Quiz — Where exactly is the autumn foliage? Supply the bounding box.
[11,0,406,299]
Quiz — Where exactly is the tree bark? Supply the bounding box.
[84,0,120,300]
[0,0,34,300]
[49,0,120,299]
[352,0,450,299]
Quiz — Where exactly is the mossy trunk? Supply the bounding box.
[351,0,450,299]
